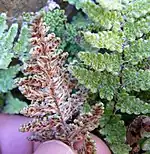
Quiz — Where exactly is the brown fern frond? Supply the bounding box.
[18,15,104,153]
[126,115,150,154]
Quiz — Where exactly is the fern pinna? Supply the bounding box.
[0,13,28,113]
[17,15,104,154]
[69,0,150,154]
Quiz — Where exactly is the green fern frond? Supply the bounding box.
[124,0,150,20]
[0,13,29,68]
[13,24,29,60]
[84,31,123,52]
[99,101,115,128]
[3,92,28,114]
[2,24,18,50]
[78,52,122,74]
[142,138,150,151]
[96,0,125,10]
[100,114,131,154]
[0,65,20,93]
[70,67,100,93]
[44,9,66,35]
[71,66,119,100]
[0,23,18,69]
[82,1,122,30]
[124,15,150,41]
[116,92,150,114]
[69,0,150,153]
[0,13,7,36]
[123,69,150,92]
[124,38,150,65]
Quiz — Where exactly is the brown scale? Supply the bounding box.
[126,116,150,154]
[18,15,104,154]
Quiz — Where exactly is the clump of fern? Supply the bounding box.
[69,0,150,154]
[23,1,89,63]
[43,8,88,62]
[0,13,29,113]
[17,15,104,154]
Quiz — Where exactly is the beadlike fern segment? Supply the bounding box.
[18,16,104,153]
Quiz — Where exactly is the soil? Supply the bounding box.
[0,0,77,21]
[0,0,47,17]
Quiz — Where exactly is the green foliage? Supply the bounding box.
[96,0,128,10]
[124,38,150,65]
[100,102,131,154]
[78,52,122,74]
[0,13,29,113]
[3,92,28,114]
[13,24,29,62]
[0,65,20,93]
[0,13,7,36]
[123,0,150,20]
[0,13,29,68]
[84,31,123,53]
[71,66,119,100]
[122,69,150,92]
[70,0,150,153]
[142,138,150,151]
[0,19,18,69]
[116,92,150,114]
[100,115,131,154]
[124,15,150,41]
[44,9,66,34]
[81,1,123,30]
[44,9,86,61]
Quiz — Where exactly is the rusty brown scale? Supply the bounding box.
[126,115,150,154]
[18,15,104,154]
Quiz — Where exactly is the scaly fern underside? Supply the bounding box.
[18,16,104,154]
